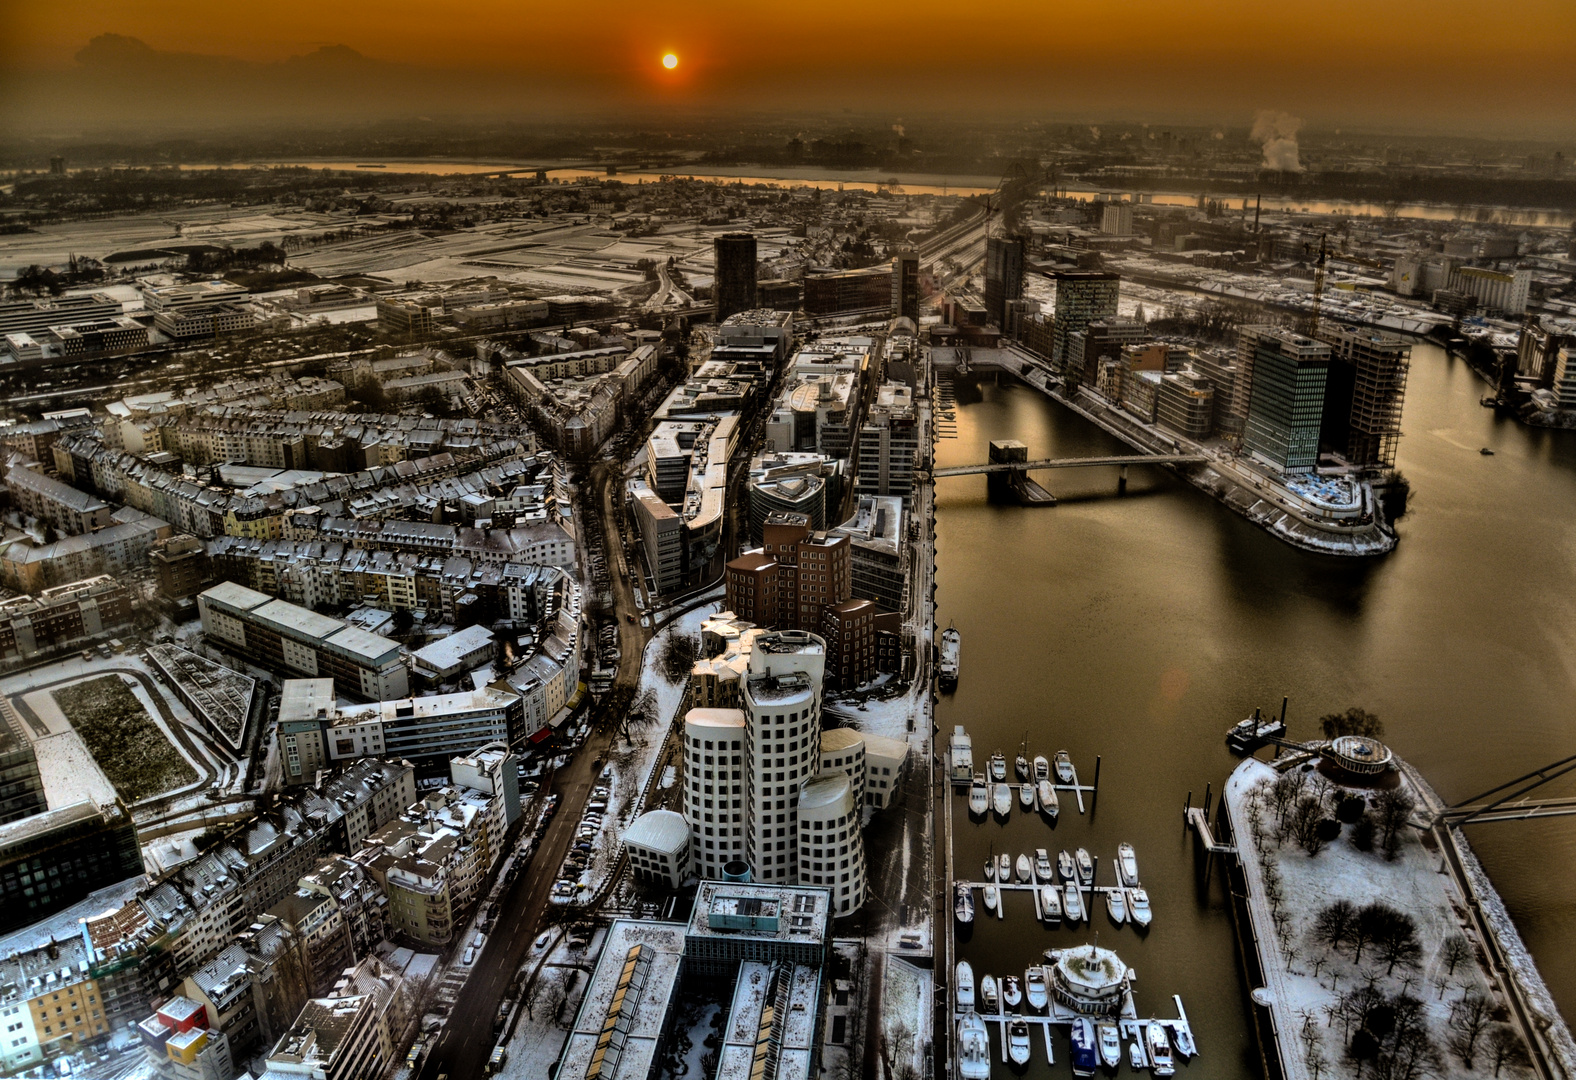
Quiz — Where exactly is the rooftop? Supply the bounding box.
[687,880,830,946]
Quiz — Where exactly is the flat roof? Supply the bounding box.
[279,679,337,724]
[253,598,346,643]
[555,919,688,1080]
[410,625,494,673]
[687,880,830,946]
[201,580,273,612]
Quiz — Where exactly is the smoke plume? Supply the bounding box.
[1251,109,1304,172]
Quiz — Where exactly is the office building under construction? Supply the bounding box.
[1316,324,1411,470]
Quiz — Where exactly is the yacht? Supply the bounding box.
[1033,848,1054,884]
[955,960,975,1010]
[983,885,999,912]
[1063,882,1084,923]
[1018,782,1035,809]
[955,883,975,924]
[1024,966,1049,1011]
[1129,888,1152,928]
[1057,850,1075,882]
[1054,750,1075,784]
[968,775,989,816]
[958,1014,990,1080]
[988,751,1008,782]
[1148,1022,1176,1076]
[1070,1017,1098,1077]
[1075,848,1094,885]
[1002,975,1022,1009]
[1098,1022,1122,1069]
[1039,885,1061,923]
[1037,780,1058,818]
[939,626,961,691]
[1033,754,1050,783]
[992,783,1012,818]
[981,974,1000,1014]
[1008,1019,1032,1067]
[997,853,1012,882]
[1107,887,1127,925]
[1173,1020,1197,1059]
[1129,1040,1145,1070]
[1016,853,1033,883]
[1117,843,1139,886]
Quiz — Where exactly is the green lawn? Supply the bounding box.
[52,676,197,802]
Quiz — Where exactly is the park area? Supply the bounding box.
[52,675,197,802]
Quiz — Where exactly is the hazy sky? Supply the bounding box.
[3,0,1574,137]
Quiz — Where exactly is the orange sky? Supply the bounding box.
[3,0,1574,134]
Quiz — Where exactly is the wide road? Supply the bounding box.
[416,467,648,1080]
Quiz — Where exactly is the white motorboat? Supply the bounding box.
[992,783,1012,818]
[1118,842,1139,886]
[1129,888,1152,928]
[958,1013,990,1080]
[955,884,974,924]
[1025,966,1048,1011]
[981,974,1000,1014]
[1016,853,1033,883]
[1107,886,1128,925]
[1015,751,1030,781]
[1148,1021,1176,1076]
[1063,882,1084,923]
[1008,1019,1032,1067]
[1129,1039,1145,1070]
[1034,848,1054,883]
[939,626,961,691]
[955,960,975,1010]
[1039,885,1061,923]
[1037,779,1058,818]
[969,774,989,816]
[1075,848,1093,885]
[1019,782,1035,808]
[997,853,1012,881]
[1174,1020,1197,1059]
[1002,975,1022,1009]
[983,885,999,911]
[1098,1022,1122,1069]
[988,751,1008,782]
[1054,749,1075,784]
[1057,850,1075,881]
[1033,754,1050,782]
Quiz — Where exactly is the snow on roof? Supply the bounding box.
[623,810,689,855]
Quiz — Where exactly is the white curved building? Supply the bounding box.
[743,631,826,885]
[624,809,691,889]
[796,772,865,914]
[683,708,748,879]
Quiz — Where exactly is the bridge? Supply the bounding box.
[931,453,1208,477]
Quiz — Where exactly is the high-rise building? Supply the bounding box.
[1315,324,1412,469]
[1227,325,1281,439]
[741,631,827,886]
[892,252,920,321]
[713,234,758,321]
[1243,330,1332,474]
[1156,369,1216,440]
[856,382,920,503]
[1051,272,1120,372]
[984,237,1024,330]
[1101,203,1134,236]
[682,708,748,880]
[0,700,46,825]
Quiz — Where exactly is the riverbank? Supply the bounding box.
[1221,751,1575,1080]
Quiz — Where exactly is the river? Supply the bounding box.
[936,341,1575,1077]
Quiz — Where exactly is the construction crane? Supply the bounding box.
[1303,232,1328,336]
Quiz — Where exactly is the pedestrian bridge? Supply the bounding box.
[932,453,1207,477]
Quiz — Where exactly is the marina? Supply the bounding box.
[952,728,1100,815]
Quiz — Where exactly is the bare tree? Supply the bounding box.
[1440,935,1472,977]
[1289,795,1329,856]
[1486,1025,1532,1077]
[1374,789,1416,860]
[1319,706,1385,740]
[1311,900,1358,955]
[1376,913,1423,976]
[1268,770,1309,833]
[1446,991,1495,1068]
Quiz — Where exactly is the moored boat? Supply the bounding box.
[988,751,1008,782]
[1118,842,1139,886]
[1063,881,1084,923]
[1129,888,1152,928]
[1015,751,1030,781]
[1129,1039,1145,1070]
[969,774,989,816]
[955,960,975,1010]
[1107,886,1127,925]
[1025,965,1049,1011]
[1039,885,1061,923]
[1226,704,1286,753]
[1037,779,1058,818]
[998,853,1012,881]
[1054,750,1075,784]
[985,853,997,881]
[981,974,999,1014]
[1002,975,1022,1009]
[1018,782,1034,808]
[955,883,975,924]
[1033,848,1054,883]
[939,625,961,690]
[1148,1021,1176,1076]
[1033,754,1050,782]
[993,783,1012,818]
[958,1013,990,1080]
[1057,850,1075,881]
[984,884,999,911]
[1070,1017,1098,1077]
[1016,853,1033,883]
[1008,1019,1032,1066]
[1098,1022,1122,1069]
[1075,848,1093,885]
[1173,1020,1197,1059]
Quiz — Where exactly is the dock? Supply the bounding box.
[948,996,1197,1069]
[1185,806,1237,854]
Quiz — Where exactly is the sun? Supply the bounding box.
[662,53,678,70]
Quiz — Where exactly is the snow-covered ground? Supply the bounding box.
[882,956,932,1079]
